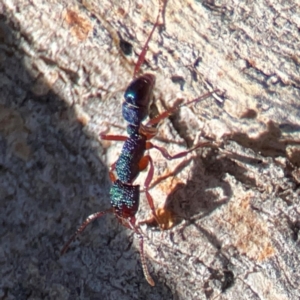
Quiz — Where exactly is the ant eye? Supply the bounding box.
[124,92,135,103]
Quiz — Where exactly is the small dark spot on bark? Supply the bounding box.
[119,38,133,56]
[171,75,185,91]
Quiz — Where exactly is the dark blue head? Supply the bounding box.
[123,74,155,125]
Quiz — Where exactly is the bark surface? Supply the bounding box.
[1,1,299,299]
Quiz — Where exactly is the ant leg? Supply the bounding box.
[139,124,158,140]
[100,127,128,142]
[138,155,150,172]
[109,162,117,182]
[138,233,155,286]
[125,218,155,286]
[142,155,164,228]
[61,209,113,255]
[140,155,178,230]
[147,140,217,160]
[100,133,127,142]
[139,155,179,229]
[143,155,156,215]
[133,0,163,77]
[146,91,217,127]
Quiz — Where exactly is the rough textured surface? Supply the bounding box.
[1,0,300,299]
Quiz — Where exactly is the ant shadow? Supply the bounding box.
[146,121,277,294]
[143,144,238,295]
[148,104,300,295]
[228,119,300,189]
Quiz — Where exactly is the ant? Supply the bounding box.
[61,2,217,286]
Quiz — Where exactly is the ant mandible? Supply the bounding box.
[61,1,217,286]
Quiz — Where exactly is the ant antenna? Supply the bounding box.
[133,2,163,77]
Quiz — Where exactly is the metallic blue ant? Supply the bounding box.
[61,3,216,286]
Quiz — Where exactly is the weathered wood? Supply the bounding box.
[1,0,299,299]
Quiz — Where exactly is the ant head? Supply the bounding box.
[124,74,155,108]
[123,74,155,124]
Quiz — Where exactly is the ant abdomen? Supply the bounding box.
[110,179,140,219]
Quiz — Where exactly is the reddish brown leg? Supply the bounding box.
[108,162,117,182]
[133,1,162,77]
[61,209,113,255]
[138,155,150,172]
[143,156,156,213]
[138,156,165,228]
[139,124,158,140]
[141,155,164,229]
[146,90,217,127]
[100,127,128,141]
[147,140,217,160]
[123,217,155,286]
[138,233,155,286]
[100,133,128,141]
[100,133,128,182]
